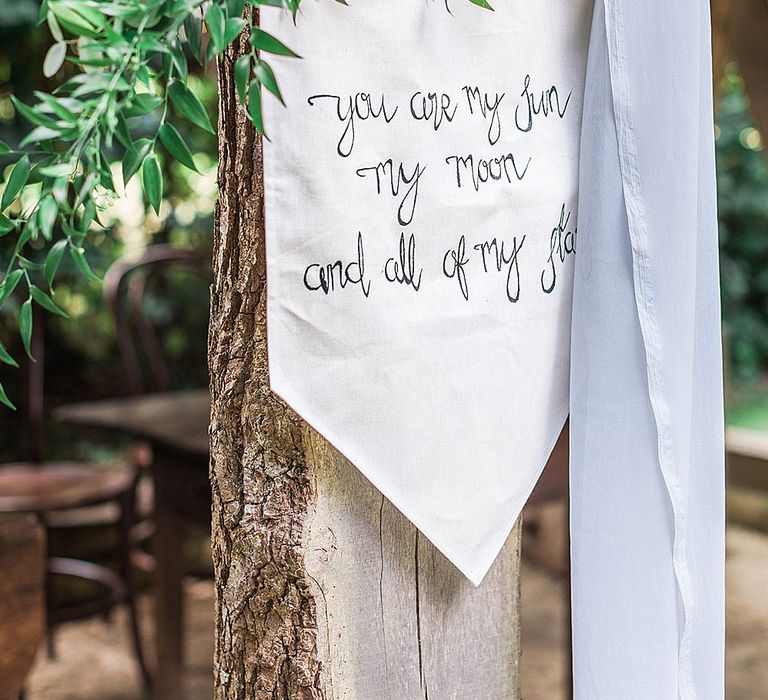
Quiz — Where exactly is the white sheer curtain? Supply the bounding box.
[570,1,725,697]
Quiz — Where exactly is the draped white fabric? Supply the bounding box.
[570,1,725,697]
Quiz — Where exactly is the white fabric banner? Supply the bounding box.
[263,0,592,584]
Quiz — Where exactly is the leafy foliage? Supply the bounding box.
[0,0,492,408]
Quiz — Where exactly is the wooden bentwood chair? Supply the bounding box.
[0,308,151,693]
[100,245,209,582]
[103,245,207,397]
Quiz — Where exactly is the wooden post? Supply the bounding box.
[208,28,522,700]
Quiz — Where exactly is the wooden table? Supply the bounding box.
[55,390,210,700]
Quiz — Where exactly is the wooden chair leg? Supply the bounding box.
[44,628,56,660]
[127,593,152,694]
[43,522,57,661]
[120,490,152,692]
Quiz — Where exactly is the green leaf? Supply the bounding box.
[205,4,225,56]
[466,0,494,8]
[0,140,11,155]
[71,4,106,31]
[170,41,188,82]
[249,28,300,58]
[0,382,16,411]
[142,154,163,214]
[36,162,75,178]
[98,156,115,191]
[81,198,96,231]
[122,138,152,185]
[68,244,99,281]
[247,79,265,137]
[234,54,251,103]
[125,93,163,118]
[168,80,215,134]
[2,156,31,211]
[0,339,18,368]
[254,60,284,104]
[50,2,103,39]
[223,18,246,46]
[39,0,50,23]
[51,176,69,207]
[183,15,203,64]
[44,239,67,290]
[136,65,151,87]
[158,123,198,172]
[47,9,63,42]
[38,195,58,240]
[228,0,246,17]
[50,4,98,38]
[115,113,133,150]
[34,91,79,121]
[125,6,161,29]
[68,71,129,99]
[0,213,15,234]
[19,298,33,360]
[21,126,63,146]
[30,285,68,317]
[17,254,42,271]
[202,14,245,57]
[11,97,58,129]
[43,41,67,78]
[0,270,24,305]
[74,173,96,212]
[67,54,113,68]
[15,223,34,250]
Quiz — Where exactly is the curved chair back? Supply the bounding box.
[103,246,208,395]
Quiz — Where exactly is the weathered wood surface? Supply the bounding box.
[0,514,44,700]
[304,432,521,700]
[209,21,522,700]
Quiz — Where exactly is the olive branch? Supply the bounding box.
[0,0,492,408]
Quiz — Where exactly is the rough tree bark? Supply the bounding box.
[209,26,323,699]
[209,27,522,700]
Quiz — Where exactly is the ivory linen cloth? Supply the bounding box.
[263,0,593,585]
[570,1,725,698]
[262,0,725,698]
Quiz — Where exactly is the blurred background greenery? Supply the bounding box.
[1,2,768,454]
[715,66,768,428]
[0,1,213,462]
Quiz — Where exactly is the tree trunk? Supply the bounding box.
[209,29,522,700]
